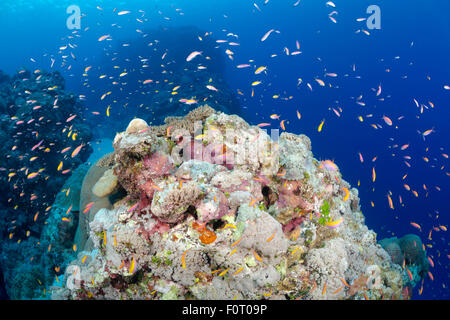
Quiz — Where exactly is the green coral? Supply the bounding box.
[318,200,331,225]
[152,256,162,265]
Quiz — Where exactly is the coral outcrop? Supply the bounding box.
[51,107,407,300]
[379,234,430,289]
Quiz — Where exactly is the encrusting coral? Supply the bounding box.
[50,106,412,300]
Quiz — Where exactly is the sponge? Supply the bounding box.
[92,168,118,198]
[74,153,114,251]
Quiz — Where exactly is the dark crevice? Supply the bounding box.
[262,185,276,207]
[109,184,127,204]
[210,219,225,230]
[185,205,197,220]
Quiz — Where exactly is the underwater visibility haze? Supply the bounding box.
[0,0,448,301]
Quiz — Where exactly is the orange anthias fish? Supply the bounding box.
[387,194,394,210]
[410,222,421,231]
[382,115,393,126]
[181,249,188,269]
[71,144,83,158]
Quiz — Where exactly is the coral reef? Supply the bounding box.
[379,234,430,289]
[51,107,407,300]
[0,68,93,299]
[0,163,89,299]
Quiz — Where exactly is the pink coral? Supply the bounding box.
[282,216,306,233]
[277,180,312,210]
[196,190,229,222]
[136,219,171,241]
[181,140,234,170]
[142,151,173,177]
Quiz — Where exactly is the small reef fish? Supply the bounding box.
[71,144,83,158]
[233,266,244,275]
[27,172,39,179]
[129,257,136,274]
[325,218,344,229]
[410,222,421,231]
[261,29,275,42]
[186,51,202,62]
[383,115,393,126]
[98,35,111,42]
[320,160,338,171]
[266,231,276,242]
[127,203,139,213]
[387,194,394,210]
[318,119,325,132]
[253,250,263,262]
[342,187,349,201]
[315,79,325,86]
[206,85,218,91]
[181,249,188,269]
[83,202,95,214]
[255,66,267,74]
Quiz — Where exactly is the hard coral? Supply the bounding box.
[52,107,405,301]
[151,180,202,224]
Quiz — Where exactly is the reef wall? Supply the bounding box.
[0,69,93,299]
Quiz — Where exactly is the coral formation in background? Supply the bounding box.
[50,106,414,300]
[379,234,430,293]
[84,26,241,139]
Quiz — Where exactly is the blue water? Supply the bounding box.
[0,0,448,299]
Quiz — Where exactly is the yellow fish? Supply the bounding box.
[342,187,349,201]
[255,66,267,74]
[218,268,230,276]
[318,119,325,132]
[233,266,244,275]
[222,224,236,229]
[129,256,136,274]
[194,134,206,140]
[266,231,276,242]
[182,249,188,269]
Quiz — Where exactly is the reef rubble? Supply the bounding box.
[51,106,416,300]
